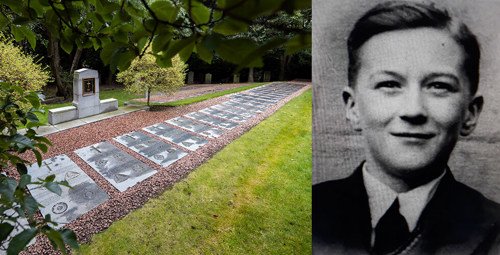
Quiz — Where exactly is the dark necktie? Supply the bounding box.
[374,198,410,254]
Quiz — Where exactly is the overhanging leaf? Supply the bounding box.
[60,229,78,249]
[43,182,62,196]
[0,223,14,243]
[213,18,248,35]
[151,1,179,23]
[6,228,37,255]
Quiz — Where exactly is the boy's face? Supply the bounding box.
[343,28,483,181]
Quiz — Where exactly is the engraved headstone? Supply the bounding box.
[165,117,225,138]
[204,73,212,84]
[263,71,271,82]
[75,142,157,192]
[27,154,109,226]
[185,112,239,130]
[187,71,194,84]
[232,98,272,108]
[113,132,188,167]
[143,123,209,151]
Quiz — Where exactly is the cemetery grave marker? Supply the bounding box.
[114,131,188,167]
[199,108,249,122]
[231,98,273,108]
[222,101,266,113]
[75,142,157,192]
[166,117,225,138]
[211,104,257,118]
[185,112,239,130]
[143,123,208,151]
[27,154,110,226]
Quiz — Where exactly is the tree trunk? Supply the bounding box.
[248,67,254,83]
[70,48,83,74]
[47,32,69,99]
[147,87,151,106]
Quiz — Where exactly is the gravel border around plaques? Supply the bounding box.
[16,81,311,253]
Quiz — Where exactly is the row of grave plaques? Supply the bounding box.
[25,83,304,229]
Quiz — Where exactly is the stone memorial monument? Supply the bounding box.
[233,74,240,83]
[204,73,212,84]
[263,71,271,82]
[187,71,194,84]
[48,68,118,124]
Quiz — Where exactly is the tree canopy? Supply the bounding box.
[0,0,311,73]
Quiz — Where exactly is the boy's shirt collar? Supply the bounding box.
[362,164,445,235]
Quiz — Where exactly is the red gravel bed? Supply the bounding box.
[18,82,311,254]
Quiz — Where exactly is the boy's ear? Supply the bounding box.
[342,86,362,131]
[460,95,483,136]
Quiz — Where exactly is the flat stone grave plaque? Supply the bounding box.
[227,94,277,105]
[75,141,157,192]
[222,101,265,113]
[166,117,225,138]
[185,112,239,130]
[114,131,188,167]
[228,93,277,102]
[211,104,257,118]
[27,154,109,226]
[143,123,208,151]
[199,108,249,122]
[231,98,272,108]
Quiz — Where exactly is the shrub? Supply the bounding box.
[116,53,187,106]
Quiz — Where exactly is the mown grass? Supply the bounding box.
[77,89,312,255]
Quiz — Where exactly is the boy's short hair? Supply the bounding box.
[347,1,480,95]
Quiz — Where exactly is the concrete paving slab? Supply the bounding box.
[75,141,157,192]
[185,112,239,130]
[143,123,208,151]
[113,131,188,167]
[165,117,225,138]
[27,154,109,226]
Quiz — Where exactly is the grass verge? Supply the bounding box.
[77,89,312,255]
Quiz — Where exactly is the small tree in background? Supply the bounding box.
[0,36,52,113]
[117,54,187,106]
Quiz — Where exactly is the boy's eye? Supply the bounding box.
[427,82,456,92]
[375,81,400,89]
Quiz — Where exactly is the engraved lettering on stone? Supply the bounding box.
[182,141,193,147]
[134,144,146,150]
[65,171,81,180]
[125,134,137,140]
[132,164,146,174]
[154,154,165,160]
[52,202,68,214]
[167,149,176,153]
[96,159,108,167]
[113,174,129,183]
[147,140,157,144]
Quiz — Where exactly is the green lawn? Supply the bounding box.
[77,89,312,255]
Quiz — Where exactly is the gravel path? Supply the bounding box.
[17,81,311,254]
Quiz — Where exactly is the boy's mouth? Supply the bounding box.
[390,132,435,139]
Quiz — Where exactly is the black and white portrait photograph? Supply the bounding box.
[313,0,500,254]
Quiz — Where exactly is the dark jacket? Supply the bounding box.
[312,164,500,254]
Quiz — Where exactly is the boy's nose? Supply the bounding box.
[399,89,427,125]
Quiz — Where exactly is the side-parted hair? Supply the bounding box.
[347,1,481,95]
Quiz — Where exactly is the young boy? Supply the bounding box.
[313,2,500,254]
